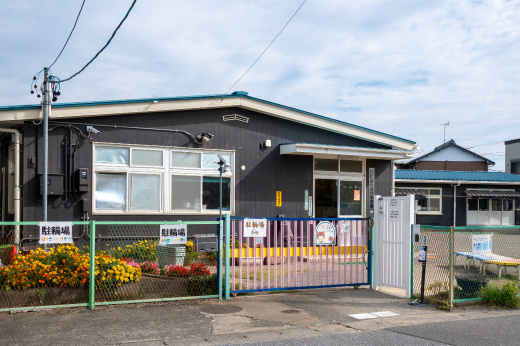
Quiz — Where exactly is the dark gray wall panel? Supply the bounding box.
[21,106,391,222]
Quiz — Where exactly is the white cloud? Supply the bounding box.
[1,0,519,170]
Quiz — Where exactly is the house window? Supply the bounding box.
[511,161,520,174]
[397,188,442,213]
[93,144,234,214]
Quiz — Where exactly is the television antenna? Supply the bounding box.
[440,121,449,143]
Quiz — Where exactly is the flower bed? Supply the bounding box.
[0,245,141,291]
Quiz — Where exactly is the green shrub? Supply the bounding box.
[187,274,218,296]
[481,282,520,308]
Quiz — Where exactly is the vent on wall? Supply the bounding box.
[222,114,249,123]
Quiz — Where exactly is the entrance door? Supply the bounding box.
[502,199,514,225]
[314,179,337,218]
[478,199,490,225]
[490,200,502,225]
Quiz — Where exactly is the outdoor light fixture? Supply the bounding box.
[217,154,230,221]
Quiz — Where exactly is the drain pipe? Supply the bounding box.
[453,181,461,227]
[0,128,20,247]
[391,160,395,197]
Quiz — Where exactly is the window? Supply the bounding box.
[314,159,338,171]
[511,161,520,174]
[340,160,363,173]
[504,199,514,212]
[339,181,363,216]
[94,144,234,214]
[468,199,478,211]
[397,188,442,213]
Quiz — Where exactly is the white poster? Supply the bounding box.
[39,222,73,244]
[341,222,350,234]
[160,224,187,245]
[315,221,336,245]
[243,219,267,237]
[389,198,399,222]
[472,234,492,254]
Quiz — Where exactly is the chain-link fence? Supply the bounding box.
[452,226,520,303]
[413,225,520,307]
[412,226,451,304]
[0,220,223,312]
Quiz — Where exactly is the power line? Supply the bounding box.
[223,0,307,94]
[59,0,137,83]
[48,0,87,69]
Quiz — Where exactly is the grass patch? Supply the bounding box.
[480,281,520,308]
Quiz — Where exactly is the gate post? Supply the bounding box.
[372,195,381,290]
[224,213,231,300]
[449,226,454,307]
[89,219,96,310]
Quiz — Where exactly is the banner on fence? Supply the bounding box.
[243,219,267,237]
[39,222,73,244]
[160,224,187,244]
[472,234,492,254]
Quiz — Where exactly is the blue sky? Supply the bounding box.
[1,0,519,170]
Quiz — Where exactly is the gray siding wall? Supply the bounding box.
[395,182,520,226]
[505,141,520,173]
[20,106,390,222]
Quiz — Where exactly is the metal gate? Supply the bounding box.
[373,195,414,297]
[228,218,370,294]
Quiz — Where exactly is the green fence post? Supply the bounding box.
[449,226,454,308]
[89,220,96,310]
[225,213,230,300]
[218,218,223,301]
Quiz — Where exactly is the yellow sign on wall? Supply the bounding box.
[276,191,282,207]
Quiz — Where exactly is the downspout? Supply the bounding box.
[453,181,461,227]
[0,128,20,247]
[391,160,395,197]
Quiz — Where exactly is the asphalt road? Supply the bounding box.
[228,313,520,346]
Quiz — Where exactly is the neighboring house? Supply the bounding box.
[505,138,520,174]
[0,92,415,231]
[396,139,494,171]
[395,170,520,227]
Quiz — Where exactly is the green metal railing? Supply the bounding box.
[0,217,228,312]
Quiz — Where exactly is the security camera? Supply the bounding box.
[86,126,101,135]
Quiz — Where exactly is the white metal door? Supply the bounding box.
[374,194,414,298]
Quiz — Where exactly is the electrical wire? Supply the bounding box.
[59,0,137,83]
[48,0,87,69]
[223,0,307,94]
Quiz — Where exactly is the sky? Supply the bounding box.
[1,0,519,170]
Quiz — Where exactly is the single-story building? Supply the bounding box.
[395,170,520,226]
[0,91,415,229]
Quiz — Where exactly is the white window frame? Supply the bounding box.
[312,156,366,218]
[93,142,235,215]
[396,187,442,215]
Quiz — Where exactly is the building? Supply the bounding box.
[395,170,520,226]
[397,139,494,171]
[0,92,416,230]
[505,138,520,174]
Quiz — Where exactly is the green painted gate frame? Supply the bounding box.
[0,218,226,312]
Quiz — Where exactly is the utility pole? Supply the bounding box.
[42,68,51,221]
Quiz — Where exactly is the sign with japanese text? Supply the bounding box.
[276,191,282,207]
[472,234,492,254]
[308,196,313,217]
[389,198,399,222]
[354,190,361,201]
[160,224,187,245]
[243,219,267,237]
[304,190,309,210]
[315,221,336,245]
[369,168,375,212]
[39,222,73,244]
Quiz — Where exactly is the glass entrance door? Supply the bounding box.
[314,179,337,218]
